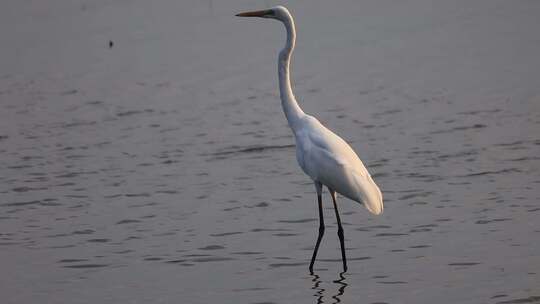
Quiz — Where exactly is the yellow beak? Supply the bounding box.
[235,9,270,17]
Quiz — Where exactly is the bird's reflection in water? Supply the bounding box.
[311,272,348,304]
[311,273,325,304]
[332,272,348,303]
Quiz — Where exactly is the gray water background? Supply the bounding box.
[1,0,539,303]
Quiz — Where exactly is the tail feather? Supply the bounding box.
[353,172,383,215]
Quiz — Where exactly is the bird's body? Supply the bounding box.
[236,5,383,273]
[293,115,383,215]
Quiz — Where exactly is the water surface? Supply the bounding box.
[1,0,539,303]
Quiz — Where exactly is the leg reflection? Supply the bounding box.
[310,273,325,304]
[331,272,348,304]
[309,271,348,304]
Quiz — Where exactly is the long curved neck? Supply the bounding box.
[278,14,304,132]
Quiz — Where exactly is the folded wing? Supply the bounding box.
[297,116,383,215]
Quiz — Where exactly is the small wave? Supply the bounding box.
[207,144,295,159]
[63,264,109,269]
[232,251,263,255]
[116,109,154,117]
[191,257,234,263]
[475,218,511,224]
[278,218,316,224]
[496,296,540,304]
[430,124,486,134]
[199,245,225,250]
[268,262,304,268]
[458,168,520,177]
[2,200,41,207]
[457,109,501,116]
[448,262,480,266]
[375,233,408,237]
[58,259,88,263]
[116,219,141,225]
[210,232,243,237]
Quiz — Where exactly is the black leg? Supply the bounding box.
[309,193,325,273]
[330,189,347,272]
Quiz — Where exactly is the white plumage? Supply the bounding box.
[237,5,383,273]
[294,115,383,215]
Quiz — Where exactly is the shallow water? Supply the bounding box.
[1,0,540,303]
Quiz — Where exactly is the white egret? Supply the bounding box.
[236,6,383,273]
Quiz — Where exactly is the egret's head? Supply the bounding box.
[235,6,290,21]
